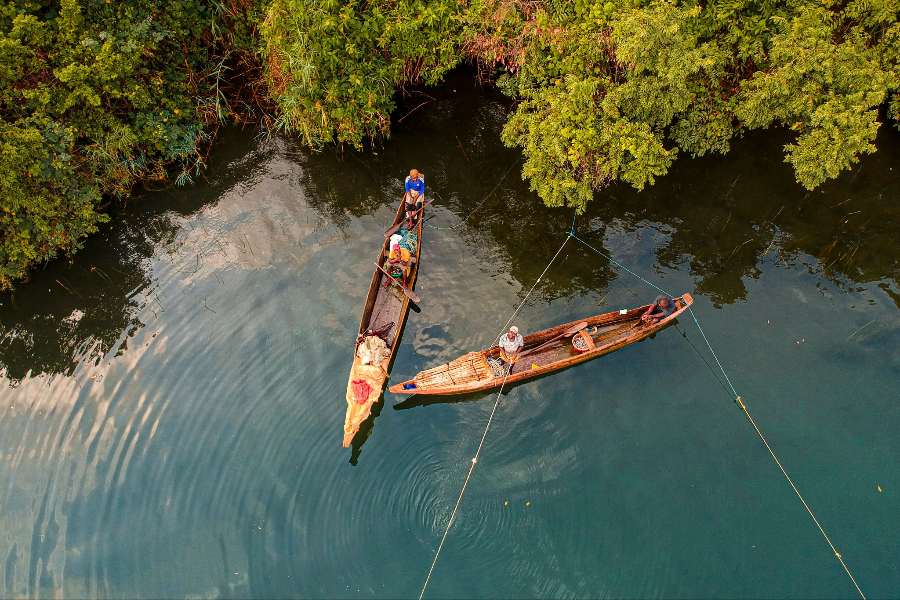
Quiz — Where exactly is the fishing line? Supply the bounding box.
[424,158,521,231]
[418,367,512,600]
[418,234,570,599]
[572,230,866,600]
[491,235,570,348]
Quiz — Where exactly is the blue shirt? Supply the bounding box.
[405,175,425,196]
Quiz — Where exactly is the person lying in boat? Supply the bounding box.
[404,169,425,226]
[498,325,524,367]
[632,295,677,328]
[384,243,411,288]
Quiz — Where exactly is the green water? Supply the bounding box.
[1,72,898,598]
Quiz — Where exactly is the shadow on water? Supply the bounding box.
[349,397,386,466]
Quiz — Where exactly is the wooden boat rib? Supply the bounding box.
[343,198,424,446]
[388,294,693,396]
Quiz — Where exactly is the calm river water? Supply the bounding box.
[1,72,899,598]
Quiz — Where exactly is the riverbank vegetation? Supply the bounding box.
[0,0,264,288]
[3,0,899,287]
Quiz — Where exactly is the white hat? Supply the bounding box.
[509,326,519,334]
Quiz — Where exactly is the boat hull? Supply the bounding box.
[388,294,693,396]
[343,198,424,446]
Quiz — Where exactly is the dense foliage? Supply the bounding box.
[259,0,465,147]
[475,0,900,208]
[0,0,262,288]
[263,0,899,210]
[4,0,900,285]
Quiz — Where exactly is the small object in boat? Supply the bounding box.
[487,357,506,377]
[619,309,628,314]
[352,380,371,404]
[531,364,539,370]
[572,329,596,353]
[404,383,417,390]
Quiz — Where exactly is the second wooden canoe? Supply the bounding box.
[388,294,693,396]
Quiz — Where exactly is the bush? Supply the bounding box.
[0,0,262,288]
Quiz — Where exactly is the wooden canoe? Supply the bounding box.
[343,196,424,446]
[388,294,693,396]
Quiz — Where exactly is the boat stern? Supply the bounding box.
[343,360,388,447]
[388,381,413,394]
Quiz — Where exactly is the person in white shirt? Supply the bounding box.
[498,325,524,368]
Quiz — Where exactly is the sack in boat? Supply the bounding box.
[352,380,371,404]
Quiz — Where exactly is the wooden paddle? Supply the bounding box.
[518,322,588,358]
[373,261,421,303]
[383,198,435,238]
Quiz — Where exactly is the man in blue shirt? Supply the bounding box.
[404,169,425,227]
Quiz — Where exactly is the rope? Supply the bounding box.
[418,234,568,599]
[424,158,521,231]
[418,367,512,600]
[490,235,570,348]
[571,234,673,297]
[572,232,866,600]
[735,396,866,599]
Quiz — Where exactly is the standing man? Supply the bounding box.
[498,325,524,370]
[404,169,425,227]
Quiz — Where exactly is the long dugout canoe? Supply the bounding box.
[343,196,425,446]
[388,294,693,396]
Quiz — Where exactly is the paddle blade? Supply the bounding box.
[566,322,588,335]
[383,224,400,238]
[402,286,421,303]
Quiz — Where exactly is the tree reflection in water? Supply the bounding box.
[0,128,271,384]
[2,75,898,386]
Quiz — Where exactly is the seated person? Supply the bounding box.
[404,169,425,226]
[384,243,411,287]
[498,325,524,368]
[632,295,677,328]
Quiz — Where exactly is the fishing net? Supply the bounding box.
[400,230,418,254]
[356,335,389,365]
[573,336,589,351]
[486,357,507,378]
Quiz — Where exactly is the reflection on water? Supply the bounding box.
[1,71,899,598]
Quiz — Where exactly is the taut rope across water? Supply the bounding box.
[417,217,866,600]
[572,227,866,600]
[418,235,570,599]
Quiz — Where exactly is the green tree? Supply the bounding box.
[465,0,900,209]
[259,0,464,148]
[0,0,262,288]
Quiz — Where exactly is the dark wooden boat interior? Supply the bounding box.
[356,208,422,353]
